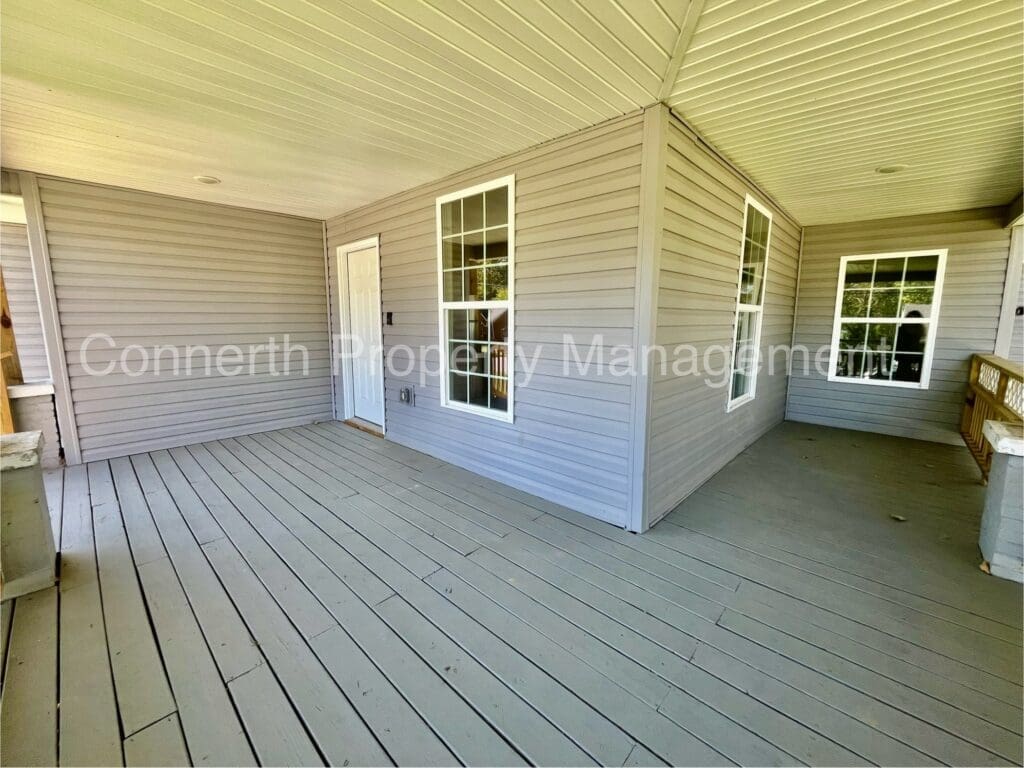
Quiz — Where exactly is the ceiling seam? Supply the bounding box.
[657,0,706,102]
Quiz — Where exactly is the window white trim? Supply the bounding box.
[435,174,515,422]
[826,249,948,390]
[726,194,773,412]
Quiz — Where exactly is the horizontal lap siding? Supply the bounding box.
[38,178,331,462]
[647,116,800,524]
[2,221,50,381]
[1011,236,1024,364]
[788,208,1012,444]
[327,114,644,526]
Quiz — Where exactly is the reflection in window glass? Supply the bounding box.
[831,252,945,387]
[485,186,508,227]
[463,193,484,231]
[438,178,513,417]
[730,310,758,401]
[728,198,772,409]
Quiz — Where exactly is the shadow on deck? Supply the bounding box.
[1,420,1020,766]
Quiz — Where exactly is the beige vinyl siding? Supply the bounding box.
[646,113,801,525]
[327,113,644,527]
[1,221,50,382]
[1011,227,1024,364]
[37,177,331,462]
[787,208,1012,444]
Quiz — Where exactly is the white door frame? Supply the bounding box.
[336,235,385,432]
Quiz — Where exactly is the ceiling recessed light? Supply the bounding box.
[193,175,221,184]
[874,164,909,175]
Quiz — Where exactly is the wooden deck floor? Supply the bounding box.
[1,420,1021,766]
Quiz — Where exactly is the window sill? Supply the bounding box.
[441,399,513,423]
[827,375,929,390]
[726,393,755,413]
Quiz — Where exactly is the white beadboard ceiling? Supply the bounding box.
[1,0,1020,224]
[669,0,1024,224]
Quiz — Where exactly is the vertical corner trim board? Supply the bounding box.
[629,104,670,532]
[18,171,80,465]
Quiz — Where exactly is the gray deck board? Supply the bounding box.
[718,608,1021,759]
[88,460,178,738]
[375,594,601,766]
[176,444,338,639]
[5,421,1021,766]
[666,513,1022,649]
[365,550,637,766]
[227,664,324,767]
[672,490,1020,628]
[725,589,1023,732]
[735,578,1024,707]
[43,467,64,551]
[201,438,477,768]
[199,449,460,766]
[312,421,445,472]
[425,568,738,766]
[476,526,1004,765]
[622,743,669,767]
[109,457,169,567]
[0,587,58,767]
[208,437,556,766]
[310,625,459,767]
[207,440,396,606]
[123,713,190,767]
[526,528,1002,761]
[58,464,123,767]
[645,517,1021,678]
[134,452,265,682]
[0,597,11,689]
[461,543,877,765]
[200,537,390,767]
[313,610,526,767]
[221,433,673,766]
[393,580,639,767]
[135,556,256,767]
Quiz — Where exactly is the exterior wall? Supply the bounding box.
[326,113,645,527]
[1,221,50,382]
[1012,268,1024,364]
[35,177,331,462]
[10,393,61,468]
[1008,226,1023,364]
[645,113,801,525]
[787,208,1012,444]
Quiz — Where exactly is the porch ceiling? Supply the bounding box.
[667,0,1024,224]
[0,0,1020,223]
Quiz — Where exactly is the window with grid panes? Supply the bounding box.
[436,176,514,420]
[727,196,773,410]
[828,251,946,388]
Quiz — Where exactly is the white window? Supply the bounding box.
[828,250,947,389]
[727,195,773,411]
[436,175,514,421]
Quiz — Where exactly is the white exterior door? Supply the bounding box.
[343,243,384,427]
